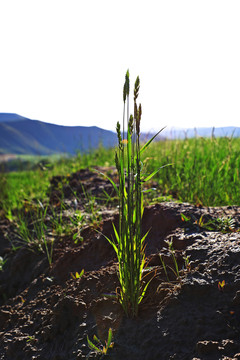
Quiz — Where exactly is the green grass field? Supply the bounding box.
[143,136,240,206]
[1,136,239,218]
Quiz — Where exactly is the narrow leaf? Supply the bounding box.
[106,328,113,348]
[140,127,165,155]
[143,164,171,183]
[138,278,152,304]
[93,334,101,343]
[87,336,101,353]
[181,213,190,222]
[96,229,118,254]
[94,170,119,195]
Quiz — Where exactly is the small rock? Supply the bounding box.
[196,340,219,355]
[232,290,240,306]
[221,339,239,354]
[0,309,11,328]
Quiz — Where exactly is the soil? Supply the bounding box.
[0,167,240,359]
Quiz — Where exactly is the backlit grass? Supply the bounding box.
[1,134,239,219]
[103,71,163,317]
[143,135,240,206]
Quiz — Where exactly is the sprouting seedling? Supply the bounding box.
[181,213,191,222]
[181,212,237,233]
[27,335,37,344]
[218,280,225,291]
[159,254,170,282]
[196,214,204,227]
[183,255,191,272]
[215,217,236,233]
[165,239,180,280]
[71,269,84,280]
[159,238,189,284]
[87,327,114,356]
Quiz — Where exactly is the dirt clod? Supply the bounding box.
[0,168,240,359]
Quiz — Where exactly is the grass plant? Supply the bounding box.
[165,239,180,281]
[70,269,84,280]
[181,212,238,233]
[87,327,114,358]
[12,200,56,266]
[2,135,240,220]
[144,135,240,206]
[78,183,102,227]
[159,240,190,286]
[103,71,164,317]
[43,236,54,267]
[16,201,47,247]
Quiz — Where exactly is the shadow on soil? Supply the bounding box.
[0,168,240,359]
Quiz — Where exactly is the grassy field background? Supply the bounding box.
[1,136,239,220]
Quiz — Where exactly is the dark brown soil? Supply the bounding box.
[0,168,240,359]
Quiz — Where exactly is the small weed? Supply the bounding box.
[165,239,180,281]
[70,269,84,280]
[13,200,55,267]
[214,217,237,233]
[160,254,170,282]
[87,327,114,358]
[181,213,238,233]
[43,237,54,267]
[183,255,191,272]
[218,280,226,291]
[50,202,66,236]
[0,256,7,271]
[159,239,190,286]
[26,335,37,344]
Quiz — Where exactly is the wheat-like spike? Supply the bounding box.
[116,121,122,148]
[134,103,138,121]
[134,76,140,102]
[123,69,130,102]
[136,104,142,136]
[129,115,134,135]
[125,69,130,96]
[115,152,120,172]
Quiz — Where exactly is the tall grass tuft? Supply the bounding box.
[104,71,163,317]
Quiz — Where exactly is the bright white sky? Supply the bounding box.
[0,0,240,132]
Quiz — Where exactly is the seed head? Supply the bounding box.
[128,114,134,135]
[136,104,142,136]
[115,152,120,171]
[134,102,138,121]
[134,76,140,102]
[116,121,123,148]
[123,69,130,102]
[139,104,142,121]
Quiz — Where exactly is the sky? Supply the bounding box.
[0,0,240,132]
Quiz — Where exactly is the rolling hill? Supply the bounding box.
[0,113,29,123]
[0,113,240,156]
[0,114,117,155]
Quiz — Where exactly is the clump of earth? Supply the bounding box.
[0,168,240,360]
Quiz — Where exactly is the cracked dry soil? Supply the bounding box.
[0,168,240,360]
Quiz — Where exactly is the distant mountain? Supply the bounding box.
[162,126,240,139]
[0,113,29,123]
[0,115,117,155]
[1,113,240,156]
